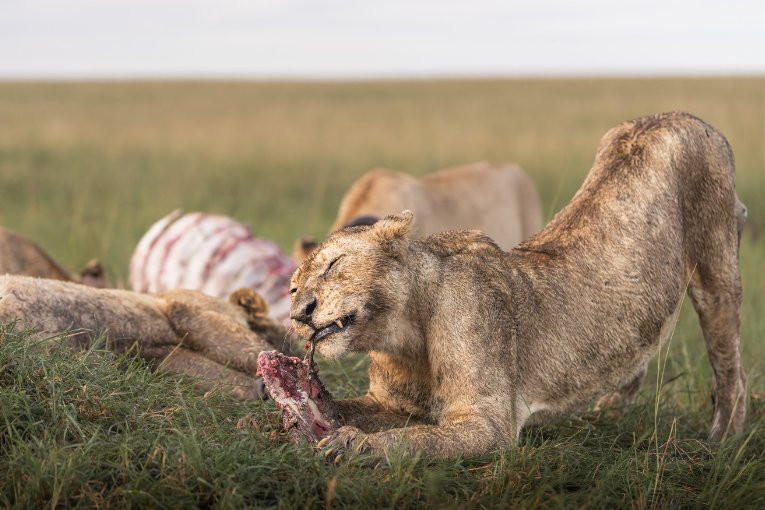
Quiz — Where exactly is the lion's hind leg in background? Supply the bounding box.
[683,122,747,441]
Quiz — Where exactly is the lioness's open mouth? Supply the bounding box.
[311,314,355,342]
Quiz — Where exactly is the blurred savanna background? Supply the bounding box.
[2,78,762,275]
[1,1,764,507]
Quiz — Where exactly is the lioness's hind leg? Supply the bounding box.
[161,299,272,376]
[688,263,746,440]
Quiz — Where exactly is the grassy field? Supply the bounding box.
[1,78,764,508]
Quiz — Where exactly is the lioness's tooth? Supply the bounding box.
[335,319,343,329]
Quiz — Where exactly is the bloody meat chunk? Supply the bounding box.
[257,350,340,442]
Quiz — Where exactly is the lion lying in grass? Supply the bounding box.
[0,227,108,287]
[294,161,544,262]
[0,275,298,400]
[288,112,747,461]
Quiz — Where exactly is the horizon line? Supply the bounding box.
[1,71,764,83]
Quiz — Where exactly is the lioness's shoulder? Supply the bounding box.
[418,229,503,258]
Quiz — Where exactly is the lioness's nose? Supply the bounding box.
[291,294,317,325]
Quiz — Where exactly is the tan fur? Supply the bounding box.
[0,228,109,288]
[293,162,544,262]
[290,112,747,461]
[0,275,298,400]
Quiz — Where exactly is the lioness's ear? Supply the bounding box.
[370,210,414,242]
[80,259,109,288]
[293,236,318,263]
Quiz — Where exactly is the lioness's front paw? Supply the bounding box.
[317,426,381,466]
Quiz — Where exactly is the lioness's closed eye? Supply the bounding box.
[323,255,344,277]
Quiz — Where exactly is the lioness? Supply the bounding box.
[0,227,108,287]
[0,275,299,400]
[289,112,747,460]
[293,162,543,262]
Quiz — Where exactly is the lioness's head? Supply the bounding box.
[289,210,413,359]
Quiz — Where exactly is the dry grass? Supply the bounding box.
[0,78,762,270]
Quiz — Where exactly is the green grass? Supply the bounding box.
[1,78,764,507]
[3,324,764,508]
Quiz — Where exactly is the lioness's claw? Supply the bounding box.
[324,447,334,458]
[333,454,344,465]
[317,437,329,449]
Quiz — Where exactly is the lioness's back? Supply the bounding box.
[524,112,740,259]
[332,162,543,250]
[422,162,543,241]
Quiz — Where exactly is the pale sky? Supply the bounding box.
[1,0,763,78]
